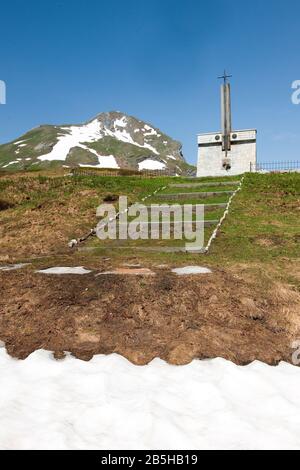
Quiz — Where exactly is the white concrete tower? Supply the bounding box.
[197,72,257,177]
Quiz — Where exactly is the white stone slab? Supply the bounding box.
[96,267,155,276]
[172,266,212,275]
[37,267,92,275]
[0,263,29,271]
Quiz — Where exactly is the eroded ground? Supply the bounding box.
[0,261,299,365]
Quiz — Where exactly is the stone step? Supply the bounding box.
[116,220,219,227]
[157,191,234,200]
[139,203,227,212]
[118,246,207,254]
[169,181,239,189]
[141,204,227,210]
[204,203,227,210]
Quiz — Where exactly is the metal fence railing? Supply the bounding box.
[250,161,300,173]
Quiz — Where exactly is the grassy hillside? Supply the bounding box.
[0,170,299,267]
[210,172,300,262]
[1,170,299,365]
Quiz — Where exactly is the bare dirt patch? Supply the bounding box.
[0,266,299,366]
[255,235,284,248]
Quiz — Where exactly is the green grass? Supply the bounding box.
[0,174,171,212]
[172,174,242,184]
[160,185,238,194]
[208,172,300,264]
[83,172,300,267]
[1,171,299,272]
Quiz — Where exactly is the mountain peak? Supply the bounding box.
[0,112,190,174]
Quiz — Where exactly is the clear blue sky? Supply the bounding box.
[0,0,299,164]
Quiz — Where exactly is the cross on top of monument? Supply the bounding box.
[218,70,232,85]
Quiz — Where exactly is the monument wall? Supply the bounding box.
[197,129,257,177]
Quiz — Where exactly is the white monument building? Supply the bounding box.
[197,72,257,177]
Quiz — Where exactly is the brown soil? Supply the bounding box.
[0,265,299,366]
[0,198,96,260]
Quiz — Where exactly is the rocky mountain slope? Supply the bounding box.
[0,111,193,174]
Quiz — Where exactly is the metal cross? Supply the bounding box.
[218,70,232,85]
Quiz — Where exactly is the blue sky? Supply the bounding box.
[0,0,299,164]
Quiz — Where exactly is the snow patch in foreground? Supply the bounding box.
[0,350,300,450]
[37,267,92,275]
[138,159,166,170]
[172,266,212,275]
[0,263,29,271]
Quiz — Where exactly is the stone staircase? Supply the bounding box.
[93,177,242,254]
[132,178,242,253]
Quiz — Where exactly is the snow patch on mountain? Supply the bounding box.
[166,155,176,160]
[38,120,102,162]
[144,125,161,138]
[3,161,18,168]
[138,159,166,170]
[79,155,119,169]
[114,117,127,128]
[38,117,160,164]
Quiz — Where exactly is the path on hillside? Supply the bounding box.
[125,177,242,254]
[67,176,243,255]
